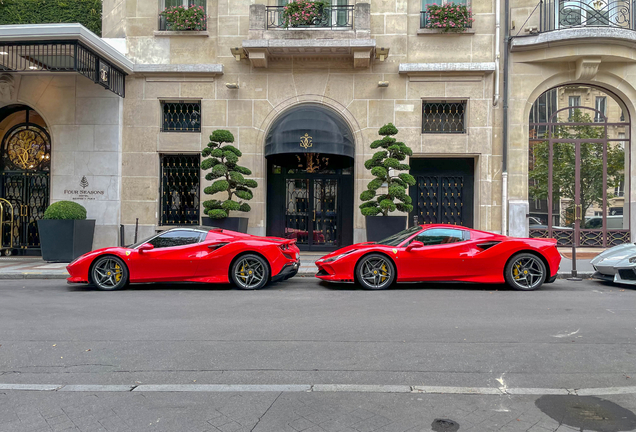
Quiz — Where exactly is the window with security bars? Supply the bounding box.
[422,101,467,134]
[160,154,200,225]
[161,101,201,132]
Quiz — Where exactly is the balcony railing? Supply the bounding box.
[540,0,636,31]
[158,15,207,31]
[419,11,473,29]
[266,5,354,29]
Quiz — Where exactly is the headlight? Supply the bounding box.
[323,250,356,263]
[629,256,636,263]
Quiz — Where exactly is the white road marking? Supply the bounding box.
[552,328,580,338]
[0,379,636,396]
[1,383,635,396]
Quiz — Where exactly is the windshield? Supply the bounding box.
[127,233,159,249]
[376,225,423,246]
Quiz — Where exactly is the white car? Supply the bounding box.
[590,243,636,285]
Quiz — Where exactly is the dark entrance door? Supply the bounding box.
[409,158,474,227]
[267,154,353,251]
[0,110,51,255]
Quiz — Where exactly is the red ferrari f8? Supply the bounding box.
[315,224,561,290]
[67,227,300,290]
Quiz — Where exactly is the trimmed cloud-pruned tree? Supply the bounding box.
[359,123,415,216]
[201,130,258,219]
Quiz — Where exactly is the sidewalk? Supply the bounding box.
[0,251,597,280]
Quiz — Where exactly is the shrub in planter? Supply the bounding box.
[201,130,257,232]
[282,0,329,27]
[160,4,207,31]
[38,201,95,262]
[426,3,474,33]
[359,123,415,241]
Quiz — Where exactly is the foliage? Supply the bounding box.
[160,4,207,31]
[0,0,102,36]
[529,110,625,227]
[202,130,257,219]
[43,201,87,220]
[359,123,415,217]
[282,0,330,28]
[426,3,474,33]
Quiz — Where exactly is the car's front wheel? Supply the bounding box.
[355,254,395,290]
[504,253,546,291]
[91,256,129,291]
[231,254,269,290]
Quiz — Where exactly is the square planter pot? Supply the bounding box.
[37,219,96,263]
[201,216,249,233]
[365,216,407,242]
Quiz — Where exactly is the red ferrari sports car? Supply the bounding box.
[67,227,300,290]
[315,224,561,291]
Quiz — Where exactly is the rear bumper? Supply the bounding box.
[272,260,300,282]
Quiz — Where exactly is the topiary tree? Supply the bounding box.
[201,130,258,219]
[359,123,415,217]
[43,201,87,220]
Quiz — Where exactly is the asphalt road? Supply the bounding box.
[1,278,635,432]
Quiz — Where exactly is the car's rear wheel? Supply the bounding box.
[504,253,546,291]
[231,254,269,290]
[91,256,129,291]
[355,254,395,290]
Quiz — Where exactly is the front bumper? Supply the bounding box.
[592,267,636,285]
[272,260,300,282]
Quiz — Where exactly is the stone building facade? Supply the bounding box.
[0,0,633,253]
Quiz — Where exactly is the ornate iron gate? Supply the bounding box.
[529,103,630,247]
[0,117,51,254]
[414,175,465,225]
[160,154,200,225]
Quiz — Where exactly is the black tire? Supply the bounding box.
[231,254,270,290]
[504,253,547,291]
[355,253,396,290]
[91,256,129,291]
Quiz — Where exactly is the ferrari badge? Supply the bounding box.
[392,248,398,254]
[125,251,131,256]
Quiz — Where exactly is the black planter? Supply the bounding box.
[365,216,407,242]
[201,216,249,233]
[37,219,96,262]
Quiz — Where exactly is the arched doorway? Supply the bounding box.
[265,104,354,251]
[0,105,50,254]
[528,85,630,246]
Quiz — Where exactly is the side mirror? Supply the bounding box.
[406,241,424,252]
[138,243,154,253]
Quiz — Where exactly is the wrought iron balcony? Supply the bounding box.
[539,0,636,31]
[266,5,354,30]
[419,11,473,29]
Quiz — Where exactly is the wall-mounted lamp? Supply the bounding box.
[378,81,389,88]
[375,47,390,62]
[0,52,8,56]
[225,83,239,89]
[230,47,248,61]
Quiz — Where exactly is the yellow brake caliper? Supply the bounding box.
[239,264,247,282]
[513,263,521,280]
[114,263,122,282]
[380,264,388,283]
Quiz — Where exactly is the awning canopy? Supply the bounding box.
[0,24,132,97]
[265,105,355,158]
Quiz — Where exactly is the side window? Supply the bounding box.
[414,228,465,246]
[147,230,204,248]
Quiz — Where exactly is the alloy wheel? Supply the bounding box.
[510,256,545,290]
[359,256,393,289]
[234,257,266,289]
[92,257,126,290]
